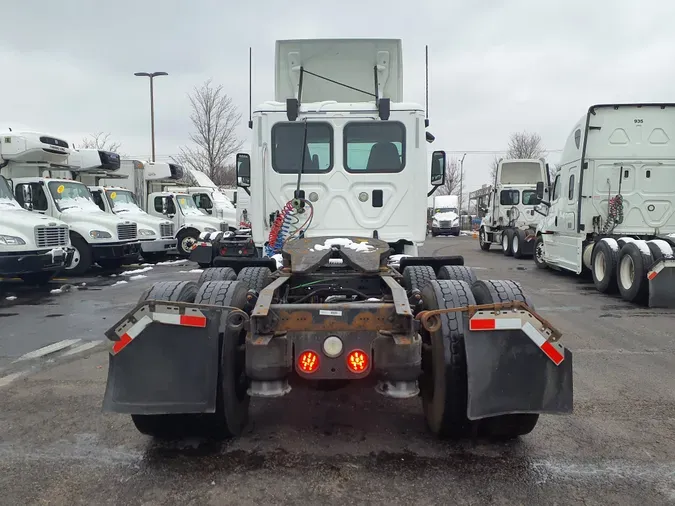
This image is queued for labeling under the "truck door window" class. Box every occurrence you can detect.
[271,122,333,173]
[194,193,213,210]
[552,174,561,201]
[500,190,520,206]
[91,191,105,211]
[568,174,575,200]
[344,121,406,173]
[16,183,49,211]
[154,196,176,215]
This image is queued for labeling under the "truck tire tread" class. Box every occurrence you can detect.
[403,265,436,292]
[470,279,540,439]
[236,267,272,293]
[198,267,237,287]
[438,265,478,285]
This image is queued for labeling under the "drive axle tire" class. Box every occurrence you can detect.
[591,239,619,293]
[470,280,540,439]
[198,267,237,286]
[617,241,652,304]
[512,229,527,259]
[438,265,478,285]
[479,227,490,251]
[403,265,436,292]
[194,280,250,438]
[177,228,199,257]
[131,280,201,439]
[236,267,272,293]
[420,279,476,439]
[502,230,514,257]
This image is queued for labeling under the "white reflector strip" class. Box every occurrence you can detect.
[127,315,153,339]
[152,313,182,325]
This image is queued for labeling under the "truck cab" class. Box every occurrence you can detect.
[430,195,460,236]
[88,185,177,262]
[2,133,140,275]
[0,174,73,285]
[479,158,548,256]
[180,169,237,226]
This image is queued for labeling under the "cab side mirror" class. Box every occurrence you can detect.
[536,181,544,200]
[430,151,446,186]
[236,153,250,188]
[21,185,33,210]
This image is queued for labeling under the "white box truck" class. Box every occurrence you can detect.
[430,195,460,236]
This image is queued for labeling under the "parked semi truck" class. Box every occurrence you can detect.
[534,103,675,307]
[0,174,73,285]
[1,132,140,275]
[103,38,572,442]
[101,160,231,256]
[478,158,549,257]
[430,194,460,236]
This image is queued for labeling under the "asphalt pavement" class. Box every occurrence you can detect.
[1,237,674,505]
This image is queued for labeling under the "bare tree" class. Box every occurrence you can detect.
[436,157,462,196]
[175,79,243,186]
[79,132,122,153]
[489,155,501,184]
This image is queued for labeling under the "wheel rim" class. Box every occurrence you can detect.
[513,234,519,253]
[619,255,635,289]
[65,245,81,270]
[479,230,485,246]
[535,241,544,263]
[181,235,196,253]
[502,234,509,250]
[594,251,606,281]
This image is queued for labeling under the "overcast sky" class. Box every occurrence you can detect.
[1,0,673,195]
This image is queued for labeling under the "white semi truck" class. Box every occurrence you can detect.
[0,174,73,285]
[101,160,230,256]
[1,132,140,275]
[534,103,675,307]
[107,39,573,443]
[478,158,549,258]
[430,194,460,236]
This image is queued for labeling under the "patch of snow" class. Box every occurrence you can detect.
[313,238,374,252]
[633,240,652,256]
[365,298,381,302]
[668,233,675,239]
[0,197,20,209]
[129,274,148,281]
[140,263,153,267]
[109,274,117,278]
[5,296,17,301]
[618,237,635,244]
[46,247,67,264]
[58,196,103,213]
[50,288,63,294]
[80,283,86,287]
[179,269,204,274]
[271,254,284,269]
[120,267,153,276]
[647,240,674,259]
[600,238,620,252]
[156,259,188,265]
[111,280,128,287]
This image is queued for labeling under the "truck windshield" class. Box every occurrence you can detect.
[106,190,141,212]
[175,194,203,215]
[211,191,234,208]
[344,121,405,173]
[48,181,101,213]
[271,122,333,173]
[435,207,458,214]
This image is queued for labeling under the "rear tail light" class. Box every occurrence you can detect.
[347,349,369,373]
[298,350,319,373]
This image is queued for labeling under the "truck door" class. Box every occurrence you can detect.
[540,173,564,260]
[14,182,51,215]
[557,165,583,272]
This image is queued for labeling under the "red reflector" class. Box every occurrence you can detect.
[541,341,565,366]
[347,349,369,373]
[298,350,319,373]
[112,332,132,354]
[469,319,496,330]
[180,315,207,327]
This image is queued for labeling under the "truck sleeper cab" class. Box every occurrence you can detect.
[535,103,675,307]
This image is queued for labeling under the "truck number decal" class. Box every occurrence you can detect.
[634,119,643,124]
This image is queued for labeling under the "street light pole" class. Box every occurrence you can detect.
[134,71,168,162]
[459,153,467,213]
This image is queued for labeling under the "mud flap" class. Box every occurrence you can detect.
[648,259,675,309]
[102,302,238,415]
[464,328,573,420]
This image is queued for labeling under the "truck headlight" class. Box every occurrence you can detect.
[204,227,217,232]
[138,228,156,236]
[432,220,439,227]
[0,234,26,245]
[452,218,459,226]
[89,230,112,239]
